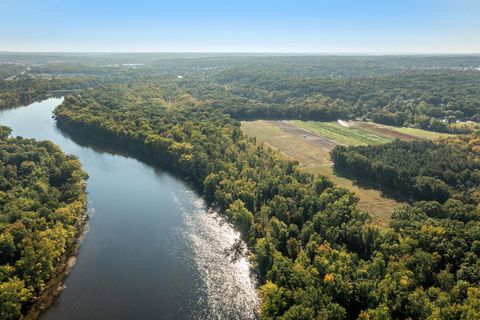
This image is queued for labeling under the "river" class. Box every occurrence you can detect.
[0,98,258,319]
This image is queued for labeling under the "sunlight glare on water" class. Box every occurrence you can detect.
[173,190,259,320]
[0,98,259,320]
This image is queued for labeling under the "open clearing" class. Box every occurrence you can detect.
[241,120,455,225]
[351,121,457,141]
[289,120,456,145]
[289,120,393,146]
[241,120,334,167]
[241,120,408,226]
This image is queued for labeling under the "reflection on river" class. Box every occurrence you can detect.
[0,98,258,319]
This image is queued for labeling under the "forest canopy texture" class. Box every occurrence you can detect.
[0,126,87,320]
[331,139,480,204]
[2,55,480,319]
[53,82,480,320]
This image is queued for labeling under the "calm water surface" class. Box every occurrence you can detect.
[0,98,258,319]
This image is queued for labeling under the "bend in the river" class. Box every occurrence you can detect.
[0,98,258,320]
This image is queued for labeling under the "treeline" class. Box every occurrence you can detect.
[0,75,107,110]
[54,83,480,319]
[0,64,26,80]
[331,140,480,204]
[196,69,480,133]
[0,59,148,109]
[2,55,479,133]
[442,134,480,160]
[0,126,87,319]
[209,90,351,121]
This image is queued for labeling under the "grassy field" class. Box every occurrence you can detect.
[391,126,457,139]
[241,119,456,226]
[289,120,393,145]
[241,120,403,226]
[352,121,457,141]
[290,120,456,145]
[241,120,333,167]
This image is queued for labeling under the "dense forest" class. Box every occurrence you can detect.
[0,126,87,319]
[2,54,480,319]
[2,54,480,133]
[0,75,116,110]
[331,139,480,204]
[184,69,480,133]
[52,82,480,319]
[0,56,146,109]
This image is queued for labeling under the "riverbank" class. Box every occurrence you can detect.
[0,117,89,320]
[2,97,259,319]
[24,213,89,320]
[54,101,263,318]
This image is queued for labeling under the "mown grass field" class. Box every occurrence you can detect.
[241,120,404,226]
[352,121,457,141]
[241,119,457,226]
[241,120,333,167]
[390,126,457,139]
[289,120,393,145]
[290,120,456,145]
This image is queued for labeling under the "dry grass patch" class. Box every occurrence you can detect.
[351,121,457,141]
[241,120,404,227]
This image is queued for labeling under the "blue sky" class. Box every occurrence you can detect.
[1,0,479,53]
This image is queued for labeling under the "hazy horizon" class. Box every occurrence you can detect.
[2,51,480,55]
[1,0,480,54]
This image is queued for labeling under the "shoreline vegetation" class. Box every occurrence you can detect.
[24,214,88,320]
[2,55,480,319]
[53,83,480,319]
[0,77,96,111]
[0,126,88,320]
[52,88,370,317]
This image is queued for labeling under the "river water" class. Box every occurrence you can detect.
[0,98,258,319]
